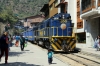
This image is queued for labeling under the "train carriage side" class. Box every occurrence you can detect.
[34,19,51,47]
[33,26,38,44]
[23,31,27,38]
[23,29,30,41]
[34,22,45,46]
[27,28,34,42]
[24,30,28,38]
[42,19,50,48]
[21,32,24,38]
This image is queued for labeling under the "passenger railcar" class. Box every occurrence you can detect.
[22,31,27,37]
[27,28,34,42]
[22,28,34,42]
[34,13,76,52]
[33,26,38,44]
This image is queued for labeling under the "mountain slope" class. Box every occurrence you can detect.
[0,0,48,18]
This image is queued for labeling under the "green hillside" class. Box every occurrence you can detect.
[0,0,48,19]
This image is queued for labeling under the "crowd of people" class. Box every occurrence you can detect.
[1,32,100,64]
[0,31,54,65]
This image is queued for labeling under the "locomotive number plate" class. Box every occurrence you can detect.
[61,19,67,23]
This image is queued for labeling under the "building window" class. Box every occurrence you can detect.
[77,22,83,29]
[54,0,58,7]
[98,0,100,6]
[77,1,80,8]
[81,0,92,10]
[77,12,80,17]
[60,0,64,2]
[50,3,53,11]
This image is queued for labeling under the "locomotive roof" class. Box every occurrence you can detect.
[51,13,71,18]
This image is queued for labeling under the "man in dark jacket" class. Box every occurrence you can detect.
[19,35,25,51]
[0,32,9,64]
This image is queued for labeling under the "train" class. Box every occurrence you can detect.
[22,13,76,52]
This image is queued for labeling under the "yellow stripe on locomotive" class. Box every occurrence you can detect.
[50,36,76,52]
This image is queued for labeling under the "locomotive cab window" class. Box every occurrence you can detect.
[61,4,65,13]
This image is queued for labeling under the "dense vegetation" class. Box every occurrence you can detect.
[0,0,48,24]
[0,0,48,35]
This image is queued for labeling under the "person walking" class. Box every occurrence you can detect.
[19,35,25,51]
[0,32,9,64]
[47,49,53,64]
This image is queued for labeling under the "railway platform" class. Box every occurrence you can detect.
[0,40,69,66]
[77,46,100,58]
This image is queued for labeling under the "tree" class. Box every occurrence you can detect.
[0,8,18,28]
[5,23,10,31]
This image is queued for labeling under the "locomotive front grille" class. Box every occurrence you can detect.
[50,37,76,52]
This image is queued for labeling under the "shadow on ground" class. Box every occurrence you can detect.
[0,62,41,66]
[8,52,25,56]
[53,48,81,54]
[8,50,33,57]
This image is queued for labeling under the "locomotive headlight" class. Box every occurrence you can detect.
[62,15,64,19]
[56,17,58,19]
[54,17,58,20]
[54,18,56,20]
[62,16,64,19]
[60,23,66,30]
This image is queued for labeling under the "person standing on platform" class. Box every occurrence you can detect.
[0,32,9,64]
[47,49,53,64]
[15,35,20,47]
[19,35,25,51]
[94,35,100,51]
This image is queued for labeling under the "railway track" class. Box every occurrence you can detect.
[79,51,100,59]
[55,53,100,66]
[32,43,100,66]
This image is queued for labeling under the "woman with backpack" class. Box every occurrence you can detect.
[0,32,9,64]
[19,35,25,51]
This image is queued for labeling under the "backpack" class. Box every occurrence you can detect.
[0,35,6,48]
[0,35,5,43]
[20,37,25,44]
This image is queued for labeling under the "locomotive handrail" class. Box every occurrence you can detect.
[35,26,76,38]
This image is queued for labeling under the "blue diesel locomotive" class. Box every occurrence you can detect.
[23,13,76,52]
